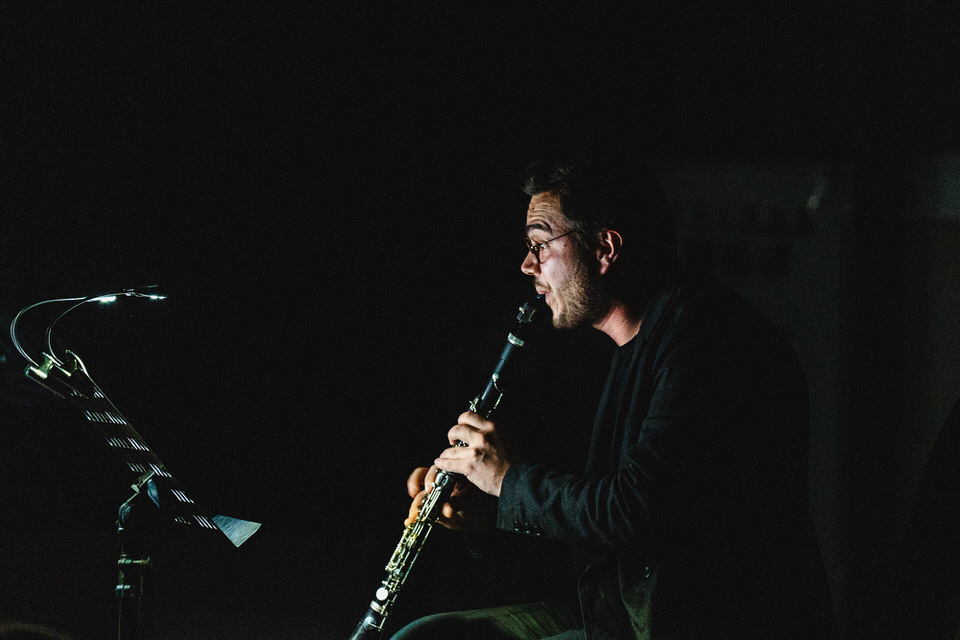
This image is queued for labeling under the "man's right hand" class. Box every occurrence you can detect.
[405,465,497,531]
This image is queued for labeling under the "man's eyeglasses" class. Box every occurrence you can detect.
[524,229,577,264]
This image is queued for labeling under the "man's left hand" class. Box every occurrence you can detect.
[434,411,514,497]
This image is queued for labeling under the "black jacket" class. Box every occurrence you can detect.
[497,276,836,639]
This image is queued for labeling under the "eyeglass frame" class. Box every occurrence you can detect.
[524,228,579,264]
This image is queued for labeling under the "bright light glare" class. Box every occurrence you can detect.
[92,296,118,304]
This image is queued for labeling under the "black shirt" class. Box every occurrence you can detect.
[498,274,835,639]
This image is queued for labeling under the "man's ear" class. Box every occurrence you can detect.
[595,229,623,275]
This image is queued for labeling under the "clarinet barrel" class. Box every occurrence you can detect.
[345,295,546,640]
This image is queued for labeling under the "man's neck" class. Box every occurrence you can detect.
[593,298,644,346]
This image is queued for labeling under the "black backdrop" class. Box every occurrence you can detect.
[2,4,958,639]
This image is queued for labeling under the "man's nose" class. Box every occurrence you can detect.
[520,251,539,275]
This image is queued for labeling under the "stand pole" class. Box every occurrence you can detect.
[116,478,153,640]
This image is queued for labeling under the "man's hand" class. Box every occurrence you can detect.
[433,411,515,497]
[405,465,494,531]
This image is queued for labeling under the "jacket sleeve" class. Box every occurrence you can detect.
[496,311,736,547]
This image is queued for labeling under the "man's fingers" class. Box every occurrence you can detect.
[404,465,447,525]
[403,490,427,527]
[406,467,429,498]
[405,495,464,530]
[440,501,472,531]
[442,501,457,520]
[407,465,443,498]
[457,411,490,429]
[447,423,475,446]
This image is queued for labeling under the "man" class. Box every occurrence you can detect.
[395,157,836,639]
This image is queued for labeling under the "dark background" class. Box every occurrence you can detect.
[2,4,959,639]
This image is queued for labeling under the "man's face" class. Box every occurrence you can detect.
[521,192,608,329]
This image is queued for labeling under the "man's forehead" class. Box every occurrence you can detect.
[525,192,566,233]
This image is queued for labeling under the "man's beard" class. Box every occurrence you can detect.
[547,256,610,330]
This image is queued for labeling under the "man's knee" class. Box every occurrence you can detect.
[390,611,503,640]
[389,602,580,640]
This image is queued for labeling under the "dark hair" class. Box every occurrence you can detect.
[522,155,679,277]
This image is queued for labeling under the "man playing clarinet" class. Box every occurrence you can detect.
[395,156,837,640]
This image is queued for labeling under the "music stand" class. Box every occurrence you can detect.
[12,293,260,640]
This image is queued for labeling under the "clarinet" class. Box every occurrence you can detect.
[347,295,546,640]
